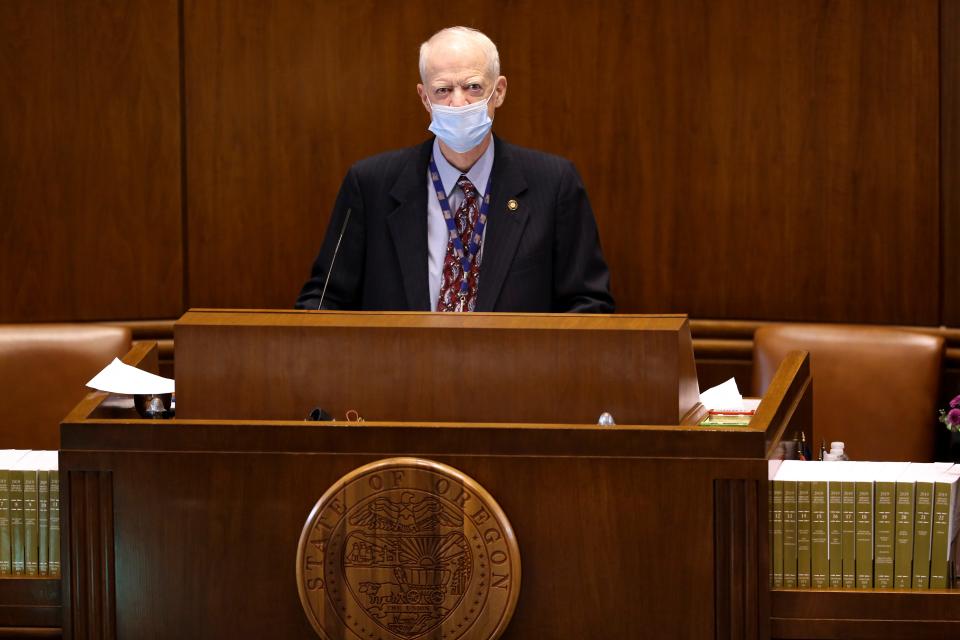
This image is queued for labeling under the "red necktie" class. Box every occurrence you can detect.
[437,175,481,312]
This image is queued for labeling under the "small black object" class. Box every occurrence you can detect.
[306,407,334,421]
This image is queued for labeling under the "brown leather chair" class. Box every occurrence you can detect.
[753,324,944,462]
[0,324,131,450]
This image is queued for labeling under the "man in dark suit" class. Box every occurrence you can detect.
[296,26,613,313]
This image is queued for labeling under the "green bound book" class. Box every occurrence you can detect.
[9,452,27,575]
[0,449,16,575]
[841,468,857,589]
[782,475,798,588]
[810,471,829,589]
[894,465,918,589]
[797,475,812,588]
[768,461,777,588]
[827,465,843,588]
[912,463,954,589]
[875,463,910,589]
[855,462,875,589]
[47,453,60,577]
[949,467,960,590]
[772,476,784,588]
[22,455,39,576]
[37,467,49,576]
[930,465,959,589]
[947,465,960,589]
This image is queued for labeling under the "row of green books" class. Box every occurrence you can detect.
[0,450,59,577]
[770,460,960,589]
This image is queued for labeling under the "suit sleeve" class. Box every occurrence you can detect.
[294,167,366,310]
[552,161,615,313]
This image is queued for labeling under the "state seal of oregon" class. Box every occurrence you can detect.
[297,458,521,640]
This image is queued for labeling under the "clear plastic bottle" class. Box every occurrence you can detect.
[823,441,850,461]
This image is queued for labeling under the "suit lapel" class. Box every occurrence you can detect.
[475,138,529,311]
[386,140,433,311]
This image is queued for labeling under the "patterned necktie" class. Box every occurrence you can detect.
[437,175,482,312]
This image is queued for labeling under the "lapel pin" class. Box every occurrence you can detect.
[507,199,519,211]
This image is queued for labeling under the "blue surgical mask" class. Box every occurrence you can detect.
[427,91,495,153]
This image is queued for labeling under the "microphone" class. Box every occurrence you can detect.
[317,207,352,310]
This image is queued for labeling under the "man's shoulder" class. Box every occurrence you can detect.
[496,138,575,176]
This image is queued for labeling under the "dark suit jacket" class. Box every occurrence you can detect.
[295,136,614,313]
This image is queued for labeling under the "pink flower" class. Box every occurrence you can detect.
[949,408,960,427]
[950,395,960,409]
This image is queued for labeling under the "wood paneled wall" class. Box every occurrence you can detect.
[0,0,953,327]
[0,0,182,322]
[944,0,960,326]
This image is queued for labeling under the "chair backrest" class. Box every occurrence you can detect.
[0,324,131,449]
[752,324,944,462]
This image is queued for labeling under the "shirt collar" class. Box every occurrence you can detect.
[431,136,495,196]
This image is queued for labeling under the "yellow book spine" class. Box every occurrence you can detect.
[841,480,856,589]
[894,481,915,589]
[797,480,812,588]
[874,480,897,588]
[810,480,828,588]
[0,469,9,575]
[782,480,798,588]
[22,469,38,576]
[912,480,934,588]
[772,480,784,588]
[828,480,842,587]
[855,480,874,589]
[38,469,49,576]
[10,470,24,575]
[48,469,60,577]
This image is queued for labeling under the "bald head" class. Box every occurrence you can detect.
[419,27,500,84]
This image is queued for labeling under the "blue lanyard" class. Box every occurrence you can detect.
[428,156,491,300]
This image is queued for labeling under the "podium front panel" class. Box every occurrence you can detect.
[174,310,701,426]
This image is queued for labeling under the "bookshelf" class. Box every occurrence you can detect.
[771,588,960,639]
[767,459,960,638]
[0,576,61,632]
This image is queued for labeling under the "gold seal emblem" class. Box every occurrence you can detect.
[506,199,519,211]
[297,458,521,640]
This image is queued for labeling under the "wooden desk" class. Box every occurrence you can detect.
[56,312,809,639]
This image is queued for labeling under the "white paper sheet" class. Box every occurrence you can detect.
[699,377,745,411]
[86,358,175,395]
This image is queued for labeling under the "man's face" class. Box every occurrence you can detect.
[417,38,506,120]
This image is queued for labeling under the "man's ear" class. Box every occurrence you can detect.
[416,84,432,114]
[494,76,507,107]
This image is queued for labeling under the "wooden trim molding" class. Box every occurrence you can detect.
[0,578,61,630]
[689,321,960,368]
[97,318,960,368]
[62,471,115,640]
[771,589,960,639]
[715,479,766,640]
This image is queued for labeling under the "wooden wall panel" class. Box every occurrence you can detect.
[499,0,941,324]
[944,0,960,326]
[0,1,182,322]
[0,1,946,325]
[185,1,940,325]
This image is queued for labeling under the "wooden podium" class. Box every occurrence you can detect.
[58,310,810,639]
